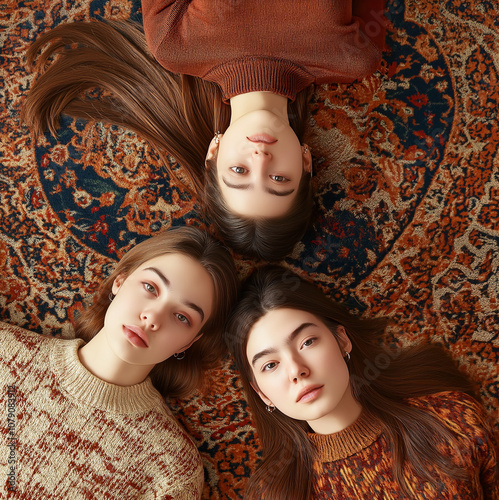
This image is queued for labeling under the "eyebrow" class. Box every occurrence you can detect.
[143,267,205,321]
[250,322,316,367]
[222,177,295,197]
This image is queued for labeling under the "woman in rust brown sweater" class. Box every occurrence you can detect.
[23,1,385,260]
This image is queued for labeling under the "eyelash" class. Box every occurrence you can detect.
[143,282,157,295]
[262,361,277,372]
[231,166,247,174]
[175,313,191,326]
[302,337,316,348]
[270,175,289,182]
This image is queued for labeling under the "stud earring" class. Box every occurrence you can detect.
[214,131,221,144]
[302,144,313,176]
[265,404,276,413]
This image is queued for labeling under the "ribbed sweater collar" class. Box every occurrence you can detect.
[204,56,315,102]
[308,411,383,462]
[49,338,165,416]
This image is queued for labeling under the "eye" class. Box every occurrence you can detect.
[270,175,289,182]
[143,282,157,295]
[302,337,316,348]
[175,313,191,326]
[262,361,277,372]
[230,166,248,174]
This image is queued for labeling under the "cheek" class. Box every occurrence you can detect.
[278,137,303,167]
[312,347,347,378]
[254,372,288,404]
[103,300,120,325]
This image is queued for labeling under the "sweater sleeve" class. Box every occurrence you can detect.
[429,392,499,499]
[470,401,499,500]
[352,0,386,52]
[153,465,203,500]
[141,0,190,57]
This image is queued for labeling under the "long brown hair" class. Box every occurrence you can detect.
[22,20,313,260]
[225,265,476,499]
[75,225,239,398]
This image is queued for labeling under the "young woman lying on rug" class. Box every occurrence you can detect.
[225,266,499,500]
[0,226,238,499]
[22,0,385,261]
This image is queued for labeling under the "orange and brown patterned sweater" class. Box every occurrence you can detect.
[309,391,499,499]
[0,323,204,499]
[142,0,385,102]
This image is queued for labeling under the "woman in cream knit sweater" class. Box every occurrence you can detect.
[1,226,238,499]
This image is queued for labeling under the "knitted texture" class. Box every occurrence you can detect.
[141,0,385,101]
[0,323,204,499]
[309,392,499,499]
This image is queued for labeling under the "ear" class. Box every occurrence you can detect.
[335,325,352,354]
[302,143,312,173]
[177,333,203,353]
[250,381,273,407]
[111,273,126,295]
[205,134,223,167]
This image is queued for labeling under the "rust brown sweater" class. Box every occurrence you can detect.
[141,0,385,102]
[309,392,499,499]
[0,323,204,499]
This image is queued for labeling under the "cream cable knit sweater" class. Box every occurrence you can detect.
[0,322,203,499]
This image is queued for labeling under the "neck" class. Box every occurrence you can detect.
[78,331,154,387]
[308,385,363,435]
[229,91,289,123]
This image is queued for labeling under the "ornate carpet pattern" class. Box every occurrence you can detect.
[1,0,498,497]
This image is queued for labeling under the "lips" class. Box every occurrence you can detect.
[247,134,278,144]
[123,325,149,348]
[296,385,323,403]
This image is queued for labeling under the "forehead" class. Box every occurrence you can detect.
[135,252,201,272]
[246,308,320,356]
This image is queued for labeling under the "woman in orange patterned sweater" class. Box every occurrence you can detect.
[226,265,498,499]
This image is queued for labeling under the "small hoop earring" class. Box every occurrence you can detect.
[214,131,221,144]
[265,404,276,413]
[174,351,186,360]
[344,351,351,363]
[108,292,114,302]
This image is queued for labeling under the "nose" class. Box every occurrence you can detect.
[251,148,272,165]
[140,310,159,331]
[288,357,309,383]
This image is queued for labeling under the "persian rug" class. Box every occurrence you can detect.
[1,0,498,497]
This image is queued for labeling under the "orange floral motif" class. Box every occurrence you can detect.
[50,145,69,165]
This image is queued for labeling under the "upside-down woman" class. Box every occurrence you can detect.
[23,0,385,260]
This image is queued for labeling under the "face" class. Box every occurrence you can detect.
[211,110,311,218]
[246,308,360,434]
[102,253,214,369]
